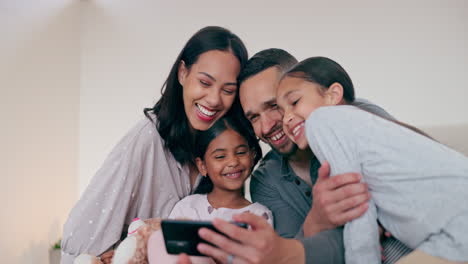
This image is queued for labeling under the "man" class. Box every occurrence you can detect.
[240,49,372,240]
[179,49,411,264]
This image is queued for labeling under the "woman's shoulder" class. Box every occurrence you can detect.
[120,114,163,147]
[132,113,159,134]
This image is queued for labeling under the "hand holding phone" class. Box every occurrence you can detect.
[161,219,248,256]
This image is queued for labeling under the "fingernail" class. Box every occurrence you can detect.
[197,244,207,251]
[198,228,207,236]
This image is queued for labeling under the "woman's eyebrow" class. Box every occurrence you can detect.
[199,72,216,81]
[199,72,237,86]
[210,148,226,155]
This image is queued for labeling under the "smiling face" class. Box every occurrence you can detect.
[277,76,330,150]
[240,67,297,156]
[179,50,241,131]
[196,128,254,193]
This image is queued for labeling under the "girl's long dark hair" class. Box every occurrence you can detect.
[284,56,432,139]
[144,26,248,165]
[193,114,262,194]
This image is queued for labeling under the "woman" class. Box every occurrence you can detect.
[276,56,468,264]
[61,26,248,264]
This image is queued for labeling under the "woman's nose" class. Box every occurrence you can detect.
[204,88,222,108]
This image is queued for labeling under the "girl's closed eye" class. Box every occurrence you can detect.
[292,98,300,106]
[236,146,249,155]
[214,154,225,159]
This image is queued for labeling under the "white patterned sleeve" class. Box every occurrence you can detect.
[60,119,162,263]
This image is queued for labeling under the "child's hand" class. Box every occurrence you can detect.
[100,250,114,264]
[378,221,392,241]
[378,221,393,261]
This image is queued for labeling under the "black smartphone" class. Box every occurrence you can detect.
[161,219,248,256]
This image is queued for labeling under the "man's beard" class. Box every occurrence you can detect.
[271,141,298,158]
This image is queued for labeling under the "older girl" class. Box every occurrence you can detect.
[277,57,468,264]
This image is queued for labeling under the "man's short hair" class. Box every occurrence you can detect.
[238,48,298,84]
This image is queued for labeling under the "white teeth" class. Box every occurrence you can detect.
[293,123,304,137]
[196,104,216,116]
[225,171,241,178]
[270,131,285,141]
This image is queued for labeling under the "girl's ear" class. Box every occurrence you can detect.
[178,60,188,86]
[195,157,207,176]
[325,82,344,105]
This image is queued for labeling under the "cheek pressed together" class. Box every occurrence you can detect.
[276,76,330,150]
[239,67,296,156]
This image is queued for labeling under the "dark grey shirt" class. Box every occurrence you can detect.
[250,98,411,264]
[251,151,347,263]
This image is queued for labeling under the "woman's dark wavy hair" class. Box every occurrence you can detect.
[284,56,432,139]
[193,114,262,194]
[144,26,248,165]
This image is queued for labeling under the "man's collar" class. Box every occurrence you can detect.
[280,152,321,183]
[280,154,296,180]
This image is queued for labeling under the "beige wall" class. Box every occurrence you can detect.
[0,1,80,263]
[424,124,468,156]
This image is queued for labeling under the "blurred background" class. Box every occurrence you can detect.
[1,0,467,263]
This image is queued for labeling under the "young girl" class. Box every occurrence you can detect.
[276,57,468,264]
[146,115,273,263]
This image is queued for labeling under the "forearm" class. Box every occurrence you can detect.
[279,238,306,264]
[298,227,345,264]
[302,210,326,237]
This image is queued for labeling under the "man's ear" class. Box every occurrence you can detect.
[325,82,344,105]
[178,60,188,85]
[195,157,207,176]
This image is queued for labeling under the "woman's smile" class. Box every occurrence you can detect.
[195,103,219,122]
